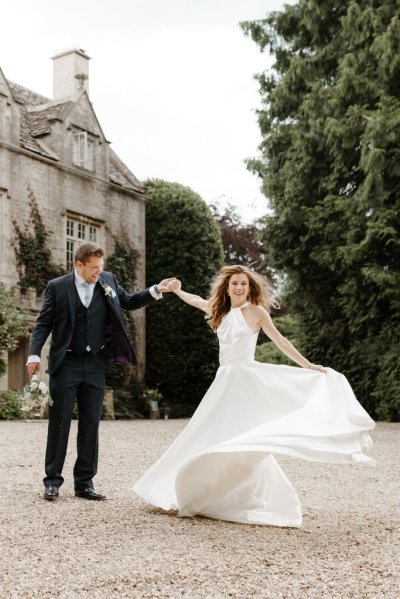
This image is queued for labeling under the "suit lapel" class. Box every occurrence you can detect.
[98,275,116,306]
[99,274,124,326]
[66,270,77,325]
[98,273,134,364]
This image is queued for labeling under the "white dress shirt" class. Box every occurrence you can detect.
[75,270,95,307]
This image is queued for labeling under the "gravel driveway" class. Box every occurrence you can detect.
[0,420,399,598]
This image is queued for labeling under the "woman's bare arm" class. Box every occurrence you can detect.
[169,280,209,313]
[256,306,326,372]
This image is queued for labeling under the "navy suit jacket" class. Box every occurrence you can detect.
[29,270,154,375]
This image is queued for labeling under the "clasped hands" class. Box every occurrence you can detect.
[157,278,181,292]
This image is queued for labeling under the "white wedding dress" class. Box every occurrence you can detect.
[133,304,375,527]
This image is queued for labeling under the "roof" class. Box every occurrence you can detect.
[8,81,58,159]
[7,80,144,194]
[109,148,144,193]
[8,81,50,106]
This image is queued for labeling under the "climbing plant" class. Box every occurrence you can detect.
[12,187,64,294]
[105,233,148,418]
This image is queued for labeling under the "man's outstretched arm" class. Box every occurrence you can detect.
[115,276,178,310]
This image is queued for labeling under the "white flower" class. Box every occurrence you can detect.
[19,375,53,418]
[101,283,114,298]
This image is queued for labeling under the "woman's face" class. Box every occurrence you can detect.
[228,273,250,306]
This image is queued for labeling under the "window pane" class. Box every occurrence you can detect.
[66,219,74,236]
[86,141,94,170]
[79,134,85,161]
[66,240,74,269]
[66,217,100,266]
[73,135,79,164]
[72,131,94,170]
[73,132,84,165]
[73,131,87,167]
[78,223,86,239]
[89,226,97,242]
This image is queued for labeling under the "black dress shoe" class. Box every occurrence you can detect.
[75,488,106,501]
[44,485,59,500]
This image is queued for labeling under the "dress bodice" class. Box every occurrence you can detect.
[217,304,258,366]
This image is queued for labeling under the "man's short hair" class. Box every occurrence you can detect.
[74,243,105,264]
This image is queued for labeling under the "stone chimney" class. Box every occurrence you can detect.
[51,49,91,101]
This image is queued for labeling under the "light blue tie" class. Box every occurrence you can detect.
[82,282,92,308]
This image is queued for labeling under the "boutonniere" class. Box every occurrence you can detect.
[101,282,116,299]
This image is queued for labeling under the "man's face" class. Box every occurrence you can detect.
[76,256,104,283]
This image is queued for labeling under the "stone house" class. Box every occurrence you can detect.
[0,49,146,391]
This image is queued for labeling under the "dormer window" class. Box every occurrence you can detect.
[73,131,94,170]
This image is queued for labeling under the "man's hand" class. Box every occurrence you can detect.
[168,279,182,292]
[27,362,40,379]
[158,278,178,293]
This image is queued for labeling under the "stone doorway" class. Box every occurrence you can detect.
[8,338,29,390]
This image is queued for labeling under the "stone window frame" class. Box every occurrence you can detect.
[0,93,11,140]
[72,130,95,171]
[0,188,8,266]
[65,212,104,269]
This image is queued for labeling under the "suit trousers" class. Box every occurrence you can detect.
[44,351,105,490]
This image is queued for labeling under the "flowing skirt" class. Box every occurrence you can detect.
[133,363,374,527]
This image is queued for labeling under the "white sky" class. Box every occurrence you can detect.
[1,0,291,223]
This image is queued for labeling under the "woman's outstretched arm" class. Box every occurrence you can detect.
[256,305,326,373]
[169,280,209,313]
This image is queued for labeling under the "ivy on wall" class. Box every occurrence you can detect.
[105,233,140,343]
[105,233,148,418]
[11,192,146,417]
[12,187,64,294]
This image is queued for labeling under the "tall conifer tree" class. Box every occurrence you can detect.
[242,1,400,418]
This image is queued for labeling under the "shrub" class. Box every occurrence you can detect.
[145,179,224,416]
[0,391,26,420]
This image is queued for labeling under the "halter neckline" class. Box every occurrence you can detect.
[231,300,251,311]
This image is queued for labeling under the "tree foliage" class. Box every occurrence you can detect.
[0,284,29,377]
[145,179,224,416]
[242,1,400,419]
[255,314,299,366]
[211,203,266,267]
[13,187,64,294]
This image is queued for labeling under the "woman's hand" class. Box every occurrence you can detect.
[307,363,327,373]
[158,278,178,292]
[168,279,182,292]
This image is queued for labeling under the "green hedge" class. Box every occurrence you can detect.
[0,391,25,420]
[145,179,224,416]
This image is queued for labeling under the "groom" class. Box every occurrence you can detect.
[27,242,175,501]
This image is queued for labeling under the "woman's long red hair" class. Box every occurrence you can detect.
[207,265,279,329]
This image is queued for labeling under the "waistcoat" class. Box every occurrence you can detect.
[68,284,107,355]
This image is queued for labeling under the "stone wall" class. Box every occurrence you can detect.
[0,129,146,387]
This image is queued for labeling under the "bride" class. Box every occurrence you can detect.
[133,265,375,527]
